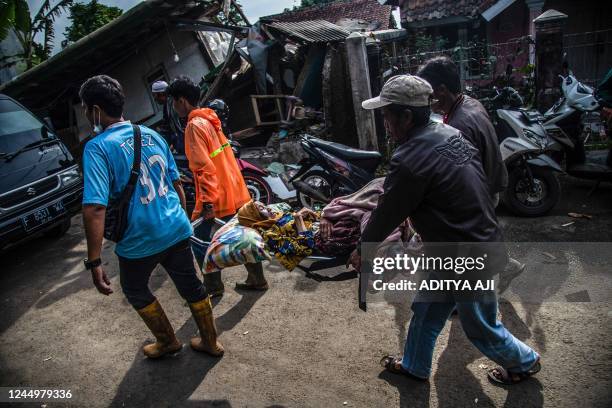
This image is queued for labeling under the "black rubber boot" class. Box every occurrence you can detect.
[203,271,225,298]
[235,262,269,291]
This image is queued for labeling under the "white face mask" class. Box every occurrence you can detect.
[92,107,103,134]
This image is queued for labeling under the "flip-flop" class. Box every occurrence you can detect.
[488,358,541,385]
[380,355,428,381]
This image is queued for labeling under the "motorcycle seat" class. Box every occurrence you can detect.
[309,138,382,161]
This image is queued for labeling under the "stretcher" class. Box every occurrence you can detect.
[189,217,349,274]
[188,217,366,310]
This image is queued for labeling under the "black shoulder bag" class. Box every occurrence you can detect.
[104,125,142,242]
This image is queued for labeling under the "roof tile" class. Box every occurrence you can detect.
[399,0,496,23]
[263,0,393,30]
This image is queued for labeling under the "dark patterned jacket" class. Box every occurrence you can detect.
[446,95,508,196]
[361,121,502,245]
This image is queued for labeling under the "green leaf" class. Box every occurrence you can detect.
[14,0,30,32]
[0,0,16,40]
[64,0,122,44]
[42,19,54,59]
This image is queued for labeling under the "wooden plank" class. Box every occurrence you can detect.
[251,96,262,125]
[345,32,378,151]
[321,46,334,134]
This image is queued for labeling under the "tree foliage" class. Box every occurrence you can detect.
[63,0,122,46]
[0,0,73,70]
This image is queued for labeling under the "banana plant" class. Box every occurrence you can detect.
[0,0,73,70]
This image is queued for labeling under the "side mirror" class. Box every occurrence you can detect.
[43,116,55,132]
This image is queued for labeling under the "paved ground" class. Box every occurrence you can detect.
[1,175,611,407]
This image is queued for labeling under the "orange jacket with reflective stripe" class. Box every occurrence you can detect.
[184,108,250,219]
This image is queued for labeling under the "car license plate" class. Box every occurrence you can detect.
[21,201,66,232]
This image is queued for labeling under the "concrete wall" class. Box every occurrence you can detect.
[74,29,210,141]
[486,0,530,80]
[545,0,612,85]
[110,29,210,123]
[0,31,22,85]
[487,0,529,45]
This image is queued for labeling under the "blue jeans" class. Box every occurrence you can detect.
[401,297,539,379]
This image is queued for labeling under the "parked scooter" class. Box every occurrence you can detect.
[290,135,382,209]
[175,100,296,212]
[496,97,563,216]
[542,71,612,184]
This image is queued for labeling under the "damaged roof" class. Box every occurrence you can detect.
[267,20,350,43]
[262,0,393,31]
[394,0,497,24]
[0,0,241,109]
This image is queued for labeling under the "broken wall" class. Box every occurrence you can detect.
[322,43,358,147]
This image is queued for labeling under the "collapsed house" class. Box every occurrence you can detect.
[0,0,248,154]
[1,0,413,159]
[202,0,406,153]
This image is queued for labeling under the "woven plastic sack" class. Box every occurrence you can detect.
[203,216,270,273]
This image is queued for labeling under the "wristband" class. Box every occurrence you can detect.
[84,258,102,270]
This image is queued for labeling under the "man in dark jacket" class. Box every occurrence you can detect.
[349,75,540,385]
[418,57,524,281]
[418,56,507,206]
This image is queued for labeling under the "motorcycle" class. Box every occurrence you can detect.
[290,135,382,209]
[496,89,563,216]
[542,71,612,184]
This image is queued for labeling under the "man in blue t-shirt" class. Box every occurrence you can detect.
[80,75,223,359]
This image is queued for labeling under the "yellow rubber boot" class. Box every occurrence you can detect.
[136,300,182,358]
[188,296,224,356]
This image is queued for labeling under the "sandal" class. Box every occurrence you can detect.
[488,358,541,385]
[380,355,428,381]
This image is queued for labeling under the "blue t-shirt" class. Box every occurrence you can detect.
[82,122,193,259]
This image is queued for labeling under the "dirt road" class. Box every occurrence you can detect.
[1,176,611,407]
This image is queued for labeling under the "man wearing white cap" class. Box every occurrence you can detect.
[350,75,541,385]
[151,80,183,153]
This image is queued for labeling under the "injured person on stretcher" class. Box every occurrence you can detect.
[197,178,421,297]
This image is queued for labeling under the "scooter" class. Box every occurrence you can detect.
[290,135,382,209]
[496,95,563,217]
[542,71,612,185]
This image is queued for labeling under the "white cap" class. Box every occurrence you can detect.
[362,75,433,109]
[151,80,168,93]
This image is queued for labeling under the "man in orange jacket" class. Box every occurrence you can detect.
[168,76,268,296]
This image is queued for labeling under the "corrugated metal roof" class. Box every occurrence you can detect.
[267,20,350,43]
